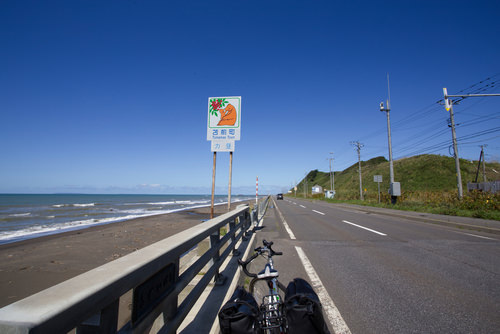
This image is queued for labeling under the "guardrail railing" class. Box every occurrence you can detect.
[0,202,259,334]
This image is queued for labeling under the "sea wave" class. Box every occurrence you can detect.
[146,201,176,205]
[0,196,252,245]
[9,213,31,217]
[52,203,95,208]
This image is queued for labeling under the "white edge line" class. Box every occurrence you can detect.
[274,199,296,240]
[456,231,497,240]
[312,209,325,215]
[295,246,351,334]
[342,220,387,236]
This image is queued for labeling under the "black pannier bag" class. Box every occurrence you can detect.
[218,286,260,334]
[284,278,330,334]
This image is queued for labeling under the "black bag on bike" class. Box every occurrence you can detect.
[284,278,330,334]
[218,286,260,334]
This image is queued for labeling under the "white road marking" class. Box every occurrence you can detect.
[342,220,387,236]
[274,201,296,240]
[456,232,497,240]
[292,202,297,205]
[295,246,351,334]
[300,204,306,208]
[312,209,325,215]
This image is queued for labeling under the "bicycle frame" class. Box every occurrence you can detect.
[239,240,287,333]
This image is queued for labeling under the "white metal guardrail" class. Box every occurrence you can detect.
[0,199,269,334]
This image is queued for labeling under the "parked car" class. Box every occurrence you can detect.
[277,193,283,200]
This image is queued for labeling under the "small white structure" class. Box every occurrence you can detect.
[311,185,323,194]
[325,190,335,199]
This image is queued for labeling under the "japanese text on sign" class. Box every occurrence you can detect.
[211,140,235,152]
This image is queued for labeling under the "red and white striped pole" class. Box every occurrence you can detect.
[256,176,258,205]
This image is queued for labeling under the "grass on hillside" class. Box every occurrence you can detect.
[292,154,500,221]
[291,191,500,221]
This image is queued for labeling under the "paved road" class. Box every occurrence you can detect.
[257,197,500,334]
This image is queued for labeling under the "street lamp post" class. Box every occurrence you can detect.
[380,75,400,204]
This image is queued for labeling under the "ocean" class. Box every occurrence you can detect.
[0,194,252,245]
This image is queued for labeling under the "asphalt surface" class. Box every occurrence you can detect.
[257,197,500,334]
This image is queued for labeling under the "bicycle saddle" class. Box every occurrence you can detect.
[257,265,279,279]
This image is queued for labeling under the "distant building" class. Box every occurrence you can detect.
[325,190,335,199]
[312,185,323,194]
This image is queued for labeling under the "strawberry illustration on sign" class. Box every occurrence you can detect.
[209,98,227,117]
[207,96,241,141]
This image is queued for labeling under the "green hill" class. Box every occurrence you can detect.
[294,154,500,200]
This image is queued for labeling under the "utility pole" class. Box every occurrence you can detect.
[305,178,308,198]
[380,74,400,204]
[442,88,500,199]
[328,152,334,191]
[443,88,464,199]
[481,145,487,182]
[351,141,364,200]
[303,175,306,198]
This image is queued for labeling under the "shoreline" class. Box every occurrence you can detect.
[0,199,250,246]
[0,200,251,308]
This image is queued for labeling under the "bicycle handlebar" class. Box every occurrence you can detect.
[238,240,282,278]
[238,253,259,278]
[263,240,283,256]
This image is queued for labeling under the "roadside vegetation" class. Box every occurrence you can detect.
[290,154,500,221]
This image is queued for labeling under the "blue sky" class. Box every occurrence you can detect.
[1,0,499,195]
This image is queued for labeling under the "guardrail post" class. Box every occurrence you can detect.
[229,218,241,256]
[210,229,226,286]
[163,258,180,331]
[251,209,258,227]
[243,211,252,239]
[76,299,119,334]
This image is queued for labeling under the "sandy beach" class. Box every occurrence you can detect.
[0,201,250,309]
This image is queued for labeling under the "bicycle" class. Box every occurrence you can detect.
[238,240,288,333]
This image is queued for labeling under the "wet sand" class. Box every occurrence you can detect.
[0,202,249,308]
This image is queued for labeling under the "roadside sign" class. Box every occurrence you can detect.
[374,175,382,203]
[211,140,235,152]
[207,96,241,141]
[207,96,241,217]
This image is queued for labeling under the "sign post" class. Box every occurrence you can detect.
[228,151,233,211]
[374,175,382,203]
[207,97,241,216]
[256,176,258,205]
[211,152,216,218]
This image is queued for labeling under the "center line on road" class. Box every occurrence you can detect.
[295,246,351,334]
[312,209,325,215]
[299,204,306,208]
[342,220,387,236]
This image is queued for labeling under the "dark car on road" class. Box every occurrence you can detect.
[277,193,283,200]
